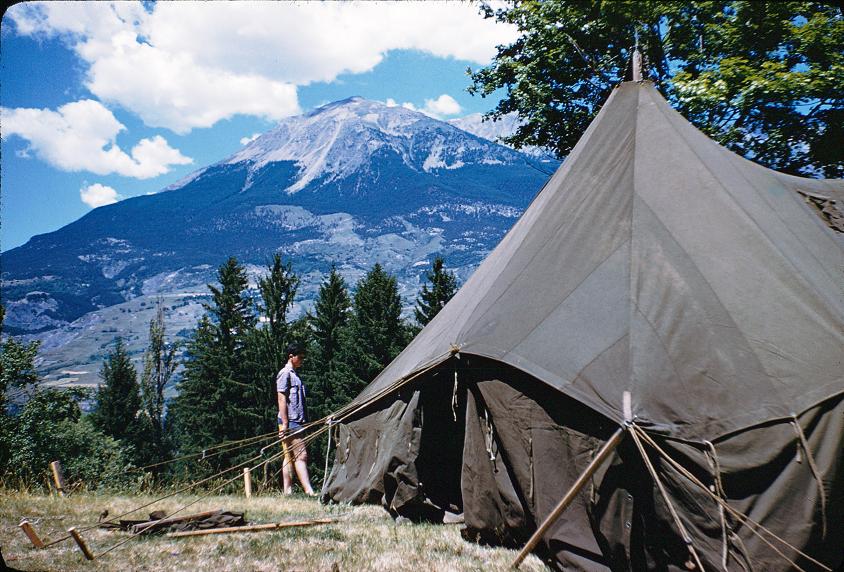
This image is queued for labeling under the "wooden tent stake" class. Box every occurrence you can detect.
[166,518,334,538]
[50,461,65,496]
[68,527,94,560]
[19,520,45,549]
[243,467,252,498]
[512,426,626,568]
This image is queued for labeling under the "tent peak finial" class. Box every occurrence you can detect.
[632,48,643,82]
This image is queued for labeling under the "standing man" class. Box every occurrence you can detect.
[276,342,316,496]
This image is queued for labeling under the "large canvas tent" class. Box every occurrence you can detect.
[322,80,844,571]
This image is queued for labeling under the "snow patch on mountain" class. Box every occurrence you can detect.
[422,138,465,171]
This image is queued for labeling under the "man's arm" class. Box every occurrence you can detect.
[276,368,291,431]
[278,391,289,429]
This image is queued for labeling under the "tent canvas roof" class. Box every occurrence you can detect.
[359,81,844,440]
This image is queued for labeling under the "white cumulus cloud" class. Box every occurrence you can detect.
[0,100,192,178]
[6,2,516,133]
[240,133,261,146]
[80,183,122,208]
[385,94,462,119]
[422,94,462,118]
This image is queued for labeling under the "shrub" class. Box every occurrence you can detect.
[4,389,135,491]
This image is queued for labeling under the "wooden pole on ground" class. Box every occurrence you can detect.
[512,426,626,569]
[68,527,95,561]
[166,518,335,538]
[131,508,223,534]
[18,520,45,549]
[243,467,252,498]
[49,461,65,496]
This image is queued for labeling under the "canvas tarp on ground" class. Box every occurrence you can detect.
[322,81,844,571]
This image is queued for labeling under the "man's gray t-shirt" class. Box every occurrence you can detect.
[276,363,307,423]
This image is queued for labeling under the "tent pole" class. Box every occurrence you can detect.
[512,425,626,568]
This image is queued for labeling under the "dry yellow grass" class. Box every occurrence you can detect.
[1,491,548,571]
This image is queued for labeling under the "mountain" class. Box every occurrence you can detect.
[448,112,558,161]
[2,97,556,387]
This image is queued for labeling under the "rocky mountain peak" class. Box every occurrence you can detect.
[219,96,527,193]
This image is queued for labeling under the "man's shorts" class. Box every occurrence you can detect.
[277,418,304,434]
[278,418,305,464]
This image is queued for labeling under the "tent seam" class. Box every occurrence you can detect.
[511,331,630,395]
[638,91,802,406]
[629,301,688,396]
[504,239,630,357]
[628,82,641,409]
[729,158,842,296]
[633,196,775,383]
[459,87,638,345]
[632,195,787,417]
[648,87,844,324]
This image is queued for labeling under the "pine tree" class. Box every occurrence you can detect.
[250,254,300,426]
[208,257,255,361]
[169,316,219,457]
[257,254,299,351]
[169,257,259,470]
[414,256,458,327]
[92,338,142,444]
[309,267,352,414]
[346,263,409,394]
[139,301,178,466]
[311,267,351,371]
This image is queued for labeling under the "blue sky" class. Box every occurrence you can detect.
[1,1,517,252]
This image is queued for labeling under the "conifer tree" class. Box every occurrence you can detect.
[169,316,218,455]
[169,257,258,469]
[309,267,352,413]
[139,301,178,465]
[92,338,142,444]
[414,256,458,327]
[257,254,300,350]
[251,254,300,425]
[346,263,409,394]
[311,267,351,371]
[1,306,133,485]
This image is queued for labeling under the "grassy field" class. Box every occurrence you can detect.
[0,491,547,571]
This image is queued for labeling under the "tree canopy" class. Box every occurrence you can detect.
[169,257,261,470]
[347,264,410,393]
[92,338,141,444]
[139,301,178,466]
[470,1,843,177]
[414,256,458,327]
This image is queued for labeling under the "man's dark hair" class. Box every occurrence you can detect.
[286,342,305,357]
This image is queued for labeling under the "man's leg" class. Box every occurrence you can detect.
[280,423,294,495]
[288,436,315,495]
[282,453,294,494]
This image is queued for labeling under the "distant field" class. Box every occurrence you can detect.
[0,492,546,571]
